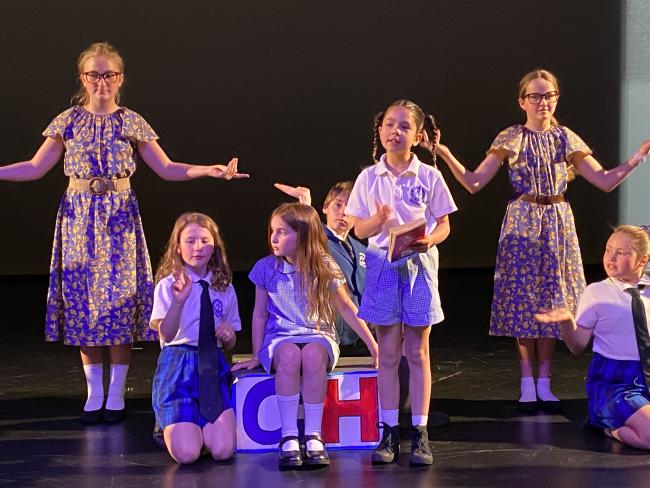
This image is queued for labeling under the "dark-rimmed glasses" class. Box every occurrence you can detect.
[522,91,559,104]
[82,71,122,84]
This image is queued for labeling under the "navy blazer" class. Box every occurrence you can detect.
[323,224,367,345]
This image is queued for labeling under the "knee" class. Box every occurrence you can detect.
[404,345,428,367]
[210,439,236,460]
[379,348,401,370]
[301,346,327,374]
[275,346,302,374]
[168,442,201,465]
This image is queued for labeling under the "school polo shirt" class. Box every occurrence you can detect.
[346,154,457,249]
[151,267,241,348]
[575,276,650,360]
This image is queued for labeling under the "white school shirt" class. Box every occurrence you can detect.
[150,267,242,348]
[345,154,458,249]
[575,276,650,360]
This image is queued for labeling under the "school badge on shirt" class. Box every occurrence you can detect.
[358,252,366,268]
[408,185,426,205]
[212,298,223,319]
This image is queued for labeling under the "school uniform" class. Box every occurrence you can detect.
[249,254,345,373]
[151,268,241,428]
[323,224,366,345]
[346,154,457,326]
[576,276,650,430]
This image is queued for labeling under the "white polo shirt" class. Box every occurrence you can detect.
[346,154,457,249]
[575,276,650,360]
[151,267,241,348]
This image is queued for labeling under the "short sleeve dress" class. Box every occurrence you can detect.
[43,106,158,346]
[488,124,591,338]
[248,254,345,373]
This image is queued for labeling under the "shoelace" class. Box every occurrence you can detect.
[412,429,429,453]
[376,422,395,451]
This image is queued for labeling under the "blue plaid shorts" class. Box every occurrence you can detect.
[586,352,650,430]
[152,344,233,429]
[358,246,443,326]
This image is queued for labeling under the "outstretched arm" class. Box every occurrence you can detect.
[332,286,378,367]
[137,140,249,181]
[534,308,593,355]
[232,286,268,371]
[572,139,650,192]
[0,137,64,182]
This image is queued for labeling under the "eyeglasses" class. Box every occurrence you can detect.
[82,71,122,84]
[522,91,559,104]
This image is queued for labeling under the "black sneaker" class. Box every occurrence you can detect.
[371,422,400,464]
[410,425,433,466]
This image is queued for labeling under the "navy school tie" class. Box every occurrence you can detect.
[624,285,650,390]
[198,280,223,422]
[341,239,355,261]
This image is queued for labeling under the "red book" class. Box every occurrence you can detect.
[387,218,427,263]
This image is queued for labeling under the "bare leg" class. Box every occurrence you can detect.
[516,338,535,377]
[376,324,403,413]
[273,343,302,396]
[301,343,328,404]
[610,405,650,450]
[164,422,203,464]
[203,408,237,460]
[108,344,132,365]
[402,325,431,417]
[80,346,104,365]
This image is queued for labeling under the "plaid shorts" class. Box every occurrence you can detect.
[586,352,650,430]
[358,246,443,326]
[152,344,233,429]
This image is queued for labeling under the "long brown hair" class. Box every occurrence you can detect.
[269,203,342,329]
[71,42,125,106]
[517,69,560,127]
[155,212,232,291]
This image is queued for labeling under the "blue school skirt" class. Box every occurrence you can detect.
[585,352,650,430]
[152,344,233,429]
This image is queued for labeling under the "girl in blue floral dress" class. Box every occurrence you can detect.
[432,69,650,414]
[0,42,248,423]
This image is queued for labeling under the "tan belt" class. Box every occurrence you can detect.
[513,193,566,205]
[68,177,131,195]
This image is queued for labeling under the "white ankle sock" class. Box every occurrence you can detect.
[304,402,325,450]
[519,376,536,402]
[412,415,428,427]
[380,409,399,427]
[536,377,559,401]
[105,364,129,410]
[83,363,104,411]
[276,393,300,451]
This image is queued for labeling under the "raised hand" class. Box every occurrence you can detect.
[374,201,392,225]
[171,268,192,303]
[206,157,250,180]
[274,182,312,205]
[418,127,440,154]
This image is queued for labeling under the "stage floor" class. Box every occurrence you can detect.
[1,272,649,487]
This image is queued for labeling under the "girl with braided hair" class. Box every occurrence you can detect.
[346,99,457,466]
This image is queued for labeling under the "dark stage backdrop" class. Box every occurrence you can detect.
[0,0,622,274]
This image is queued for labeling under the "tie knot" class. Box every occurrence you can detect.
[199,280,209,290]
[625,287,641,298]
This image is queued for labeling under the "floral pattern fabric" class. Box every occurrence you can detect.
[488,125,591,338]
[43,106,159,346]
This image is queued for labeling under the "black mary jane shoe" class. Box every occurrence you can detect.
[302,434,330,467]
[103,407,126,424]
[278,435,302,469]
[80,408,103,424]
[538,398,563,415]
[517,400,538,415]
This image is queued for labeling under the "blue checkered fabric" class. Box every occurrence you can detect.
[358,246,443,326]
[152,344,233,429]
[586,352,650,430]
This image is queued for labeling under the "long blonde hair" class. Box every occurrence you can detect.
[155,212,232,291]
[517,69,560,127]
[71,42,125,106]
[269,203,342,329]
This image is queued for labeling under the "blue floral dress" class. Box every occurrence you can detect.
[488,125,591,339]
[43,106,158,346]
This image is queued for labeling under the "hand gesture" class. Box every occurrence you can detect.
[206,157,250,180]
[171,268,192,304]
[215,322,236,343]
[418,127,440,154]
[274,182,312,205]
[368,339,379,369]
[374,201,392,225]
[630,139,650,167]
[534,308,573,323]
[231,356,261,371]
[408,236,431,254]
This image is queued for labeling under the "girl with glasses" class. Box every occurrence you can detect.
[0,42,248,425]
[430,69,650,415]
